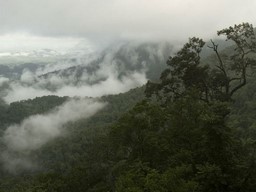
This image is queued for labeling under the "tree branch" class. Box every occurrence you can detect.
[208,40,228,78]
[208,40,230,95]
[230,70,246,96]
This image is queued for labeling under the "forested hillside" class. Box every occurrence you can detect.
[0,22,256,192]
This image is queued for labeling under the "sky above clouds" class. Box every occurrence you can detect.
[0,0,255,50]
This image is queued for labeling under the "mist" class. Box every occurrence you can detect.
[1,41,173,103]
[1,98,106,173]
[4,72,147,103]
[0,76,9,86]
[0,41,168,174]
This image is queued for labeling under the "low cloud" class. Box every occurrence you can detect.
[1,98,106,173]
[4,72,146,103]
[0,76,9,86]
[1,42,170,103]
[0,42,171,173]
[20,69,36,84]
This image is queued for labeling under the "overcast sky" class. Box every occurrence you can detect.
[0,0,255,51]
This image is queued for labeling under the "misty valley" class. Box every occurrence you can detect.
[0,23,256,192]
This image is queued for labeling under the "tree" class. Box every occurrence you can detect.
[146,22,256,102]
[145,37,209,102]
[143,22,256,191]
[209,22,256,99]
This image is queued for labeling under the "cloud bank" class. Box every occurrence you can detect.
[1,98,106,172]
[0,76,9,86]
[4,71,146,103]
[1,41,172,103]
[0,0,255,42]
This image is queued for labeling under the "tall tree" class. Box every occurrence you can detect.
[146,22,256,102]
[209,22,256,99]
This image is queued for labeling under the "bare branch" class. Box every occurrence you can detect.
[228,77,241,83]
[208,40,227,78]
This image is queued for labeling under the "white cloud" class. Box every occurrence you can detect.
[20,70,36,84]
[2,42,156,103]
[0,76,9,86]
[3,98,105,151]
[0,0,255,42]
[2,98,106,172]
[0,33,84,52]
[3,71,147,103]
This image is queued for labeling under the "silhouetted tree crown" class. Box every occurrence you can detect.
[146,22,256,103]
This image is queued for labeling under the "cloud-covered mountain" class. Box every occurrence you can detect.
[0,41,173,103]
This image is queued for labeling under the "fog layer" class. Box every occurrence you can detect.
[1,98,106,172]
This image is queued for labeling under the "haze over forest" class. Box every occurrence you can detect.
[0,0,256,191]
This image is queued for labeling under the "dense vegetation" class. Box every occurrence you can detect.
[0,22,256,191]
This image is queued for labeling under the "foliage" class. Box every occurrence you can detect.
[146,22,256,102]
